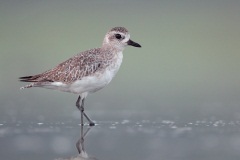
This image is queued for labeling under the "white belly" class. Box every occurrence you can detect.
[69,69,117,94]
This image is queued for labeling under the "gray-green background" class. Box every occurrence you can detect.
[1,0,240,122]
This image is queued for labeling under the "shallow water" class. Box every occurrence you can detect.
[1,120,240,160]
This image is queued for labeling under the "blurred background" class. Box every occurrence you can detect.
[1,0,240,122]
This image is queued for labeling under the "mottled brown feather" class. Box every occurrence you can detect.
[19,48,114,85]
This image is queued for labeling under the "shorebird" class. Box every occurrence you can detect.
[19,27,141,126]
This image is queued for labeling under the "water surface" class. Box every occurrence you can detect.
[1,119,240,160]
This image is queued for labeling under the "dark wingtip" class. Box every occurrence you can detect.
[19,76,32,79]
[19,76,33,82]
[19,79,30,82]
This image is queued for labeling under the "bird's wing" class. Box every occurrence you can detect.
[19,48,105,84]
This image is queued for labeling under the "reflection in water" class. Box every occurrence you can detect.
[76,126,93,158]
[56,125,97,160]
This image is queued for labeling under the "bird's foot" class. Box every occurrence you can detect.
[89,122,95,126]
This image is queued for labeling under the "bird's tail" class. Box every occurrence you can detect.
[19,75,39,89]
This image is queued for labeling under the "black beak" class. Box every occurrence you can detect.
[127,39,141,48]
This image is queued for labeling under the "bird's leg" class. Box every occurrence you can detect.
[76,96,95,126]
[76,95,84,126]
[81,98,95,126]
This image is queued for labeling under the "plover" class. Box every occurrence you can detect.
[19,27,141,126]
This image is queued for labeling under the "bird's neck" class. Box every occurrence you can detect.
[101,44,124,53]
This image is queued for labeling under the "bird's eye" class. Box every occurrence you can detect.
[115,34,122,39]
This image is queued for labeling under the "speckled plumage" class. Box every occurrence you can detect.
[110,27,128,33]
[19,27,141,126]
[20,48,113,84]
